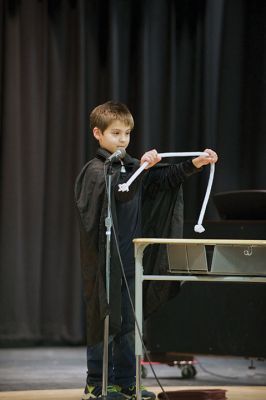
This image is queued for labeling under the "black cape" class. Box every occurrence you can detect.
[74,148,200,345]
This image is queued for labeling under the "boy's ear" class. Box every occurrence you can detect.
[93,127,102,141]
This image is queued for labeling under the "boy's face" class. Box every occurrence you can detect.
[93,120,131,154]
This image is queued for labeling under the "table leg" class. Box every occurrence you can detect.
[135,245,144,400]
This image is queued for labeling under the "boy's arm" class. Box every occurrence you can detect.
[115,148,218,198]
[144,160,200,192]
[143,148,218,191]
[141,148,218,169]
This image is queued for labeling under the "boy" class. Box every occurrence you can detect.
[74,101,218,400]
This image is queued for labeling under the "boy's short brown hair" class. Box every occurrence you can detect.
[89,101,134,132]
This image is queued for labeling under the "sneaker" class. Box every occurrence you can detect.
[82,384,126,400]
[120,385,156,400]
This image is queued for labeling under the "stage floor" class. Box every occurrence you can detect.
[0,347,266,399]
[1,387,266,400]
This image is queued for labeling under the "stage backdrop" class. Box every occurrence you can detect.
[0,0,265,344]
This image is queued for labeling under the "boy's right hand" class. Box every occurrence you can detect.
[141,149,162,169]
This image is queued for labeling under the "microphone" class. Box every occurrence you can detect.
[106,148,126,163]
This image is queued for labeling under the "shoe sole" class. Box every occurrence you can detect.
[82,394,126,400]
[81,394,98,400]
[122,395,156,400]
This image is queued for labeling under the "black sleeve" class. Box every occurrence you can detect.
[143,160,202,192]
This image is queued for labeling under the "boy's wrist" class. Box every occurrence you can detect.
[192,158,203,169]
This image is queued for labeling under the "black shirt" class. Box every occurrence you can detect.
[116,164,142,277]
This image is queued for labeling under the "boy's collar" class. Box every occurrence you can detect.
[96,147,112,161]
[96,147,137,166]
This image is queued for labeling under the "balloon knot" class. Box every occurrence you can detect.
[194,224,205,234]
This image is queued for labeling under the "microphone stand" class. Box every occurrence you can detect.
[102,161,113,399]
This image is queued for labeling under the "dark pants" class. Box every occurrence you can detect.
[86,276,135,387]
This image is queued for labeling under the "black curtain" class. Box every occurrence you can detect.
[0,0,265,344]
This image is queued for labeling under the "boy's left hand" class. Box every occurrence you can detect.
[141,149,162,169]
[192,148,218,169]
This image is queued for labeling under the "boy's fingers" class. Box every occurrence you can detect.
[203,149,218,163]
[141,149,161,167]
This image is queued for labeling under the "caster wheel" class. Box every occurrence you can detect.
[181,364,197,379]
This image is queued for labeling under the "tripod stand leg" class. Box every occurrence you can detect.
[102,172,112,399]
[102,315,110,398]
[136,355,142,400]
